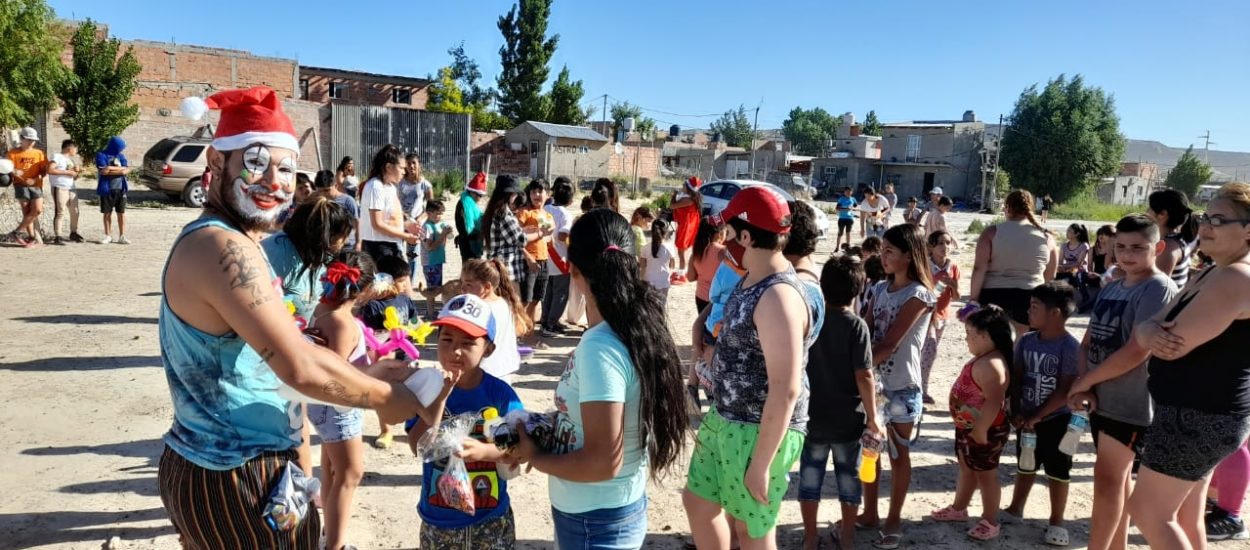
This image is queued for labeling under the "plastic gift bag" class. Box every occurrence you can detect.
[414,413,480,516]
[262,461,321,531]
[488,409,558,451]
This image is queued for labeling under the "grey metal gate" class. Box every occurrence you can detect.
[330,104,469,175]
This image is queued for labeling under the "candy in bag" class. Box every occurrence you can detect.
[413,412,479,516]
[262,461,321,531]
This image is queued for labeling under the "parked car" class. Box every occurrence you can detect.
[139,132,212,207]
[765,171,814,200]
[699,179,830,238]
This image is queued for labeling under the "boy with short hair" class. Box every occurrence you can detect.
[7,127,48,246]
[924,195,952,239]
[1068,214,1179,550]
[1004,281,1081,546]
[685,187,813,549]
[421,200,451,317]
[95,136,130,244]
[407,293,523,549]
[903,197,923,226]
[47,139,84,244]
[836,186,858,249]
[800,255,881,550]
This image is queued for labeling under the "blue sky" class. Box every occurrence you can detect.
[49,0,1250,151]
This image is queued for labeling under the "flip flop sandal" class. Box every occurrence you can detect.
[930,505,970,522]
[832,519,877,531]
[872,532,903,549]
[1044,525,1070,546]
[967,519,1001,541]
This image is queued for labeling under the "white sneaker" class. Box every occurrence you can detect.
[117,236,131,245]
[98,235,112,244]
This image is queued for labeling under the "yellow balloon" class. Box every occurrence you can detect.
[408,322,436,346]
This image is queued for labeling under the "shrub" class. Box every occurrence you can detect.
[426,170,465,200]
[966,216,1004,235]
[648,193,672,211]
[1052,190,1139,222]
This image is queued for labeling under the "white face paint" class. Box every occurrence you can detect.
[230,144,295,226]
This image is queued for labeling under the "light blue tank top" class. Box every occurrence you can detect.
[160,217,301,471]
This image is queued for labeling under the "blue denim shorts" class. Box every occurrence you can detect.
[307,404,363,443]
[798,439,863,505]
[552,497,646,550]
[883,387,924,424]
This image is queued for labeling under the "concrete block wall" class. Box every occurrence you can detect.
[302,74,429,110]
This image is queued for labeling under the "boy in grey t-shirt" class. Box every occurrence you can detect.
[1068,214,1178,550]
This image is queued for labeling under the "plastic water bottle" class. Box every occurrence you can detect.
[1058,411,1089,456]
[481,407,503,443]
[859,437,881,483]
[1019,431,1038,471]
[404,367,445,406]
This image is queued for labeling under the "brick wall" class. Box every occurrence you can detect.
[301,73,429,110]
[609,142,662,181]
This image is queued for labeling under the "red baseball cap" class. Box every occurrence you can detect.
[716,186,792,234]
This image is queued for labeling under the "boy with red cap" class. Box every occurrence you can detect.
[159,87,443,549]
[684,187,815,549]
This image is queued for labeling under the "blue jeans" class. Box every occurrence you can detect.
[798,439,863,505]
[552,497,647,550]
[542,273,571,328]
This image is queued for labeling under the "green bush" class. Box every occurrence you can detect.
[1052,190,1139,222]
[426,170,465,200]
[648,193,672,211]
[966,216,1004,235]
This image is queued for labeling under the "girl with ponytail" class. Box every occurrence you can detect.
[512,208,689,549]
[306,249,379,550]
[932,304,1014,541]
[262,195,354,319]
[1147,189,1199,287]
[461,258,529,383]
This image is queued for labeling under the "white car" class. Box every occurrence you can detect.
[698,179,831,238]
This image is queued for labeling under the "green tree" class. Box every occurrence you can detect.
[710,105,756,148]
[781,106,840,156]
[425,67,469,114]
[57,20,140,157]
[1164,145,1213,198]
[0,0,66,129]
[448,42,494,107]
[496,0,558,124]
[999,74,1126,202]
[470,106,513,131]
[546,65,588,125]
[609,101,655,140]
[862,110,883,136]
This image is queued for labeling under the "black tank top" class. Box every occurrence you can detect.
[1148,269,1250,415]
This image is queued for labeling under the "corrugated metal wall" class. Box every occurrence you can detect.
[331,104,469,175]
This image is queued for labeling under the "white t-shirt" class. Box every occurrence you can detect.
[480,296,520,381]
[359,178,403,244]
[50,153,76,189]
[643,241,676,290]
[545,204,574,276]
[860,195,888,224]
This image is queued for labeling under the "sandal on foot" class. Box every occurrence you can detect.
[373,432,394,449]
[1044,525,1070,546]
[872,532,903,549]
[1000,508,1023,524]
[967,519,1000,541]
[930,505,970,522]
[832,519,876,531]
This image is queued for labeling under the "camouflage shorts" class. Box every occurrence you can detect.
[420,507,515,550]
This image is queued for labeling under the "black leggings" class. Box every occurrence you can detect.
[696,297,710,316]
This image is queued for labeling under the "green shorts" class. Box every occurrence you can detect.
[685,409,805,539]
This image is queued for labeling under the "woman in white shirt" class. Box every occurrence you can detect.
[357,145,420,263]
[861,187,890,238]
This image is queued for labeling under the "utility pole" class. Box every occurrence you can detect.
[1198,130,1215,164]
[749,105,760,178]
[989,114,1004,212]
[602,94,609,139]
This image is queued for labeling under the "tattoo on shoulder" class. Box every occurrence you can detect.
[219,240,271,309]
[322,380,372,408]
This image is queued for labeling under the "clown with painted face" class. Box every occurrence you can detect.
[159,87,451,548]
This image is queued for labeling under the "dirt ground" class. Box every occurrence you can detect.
[1,188,1245,549]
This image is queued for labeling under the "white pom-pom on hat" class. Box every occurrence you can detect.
[181,96,209,121]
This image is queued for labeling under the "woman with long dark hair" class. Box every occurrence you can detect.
[590,177,620,213]
[1148,189,1200,288]
[335,156,358,196]
[263,196,355,319]
[687,216,726,314]
[970,189,1058,336]
[482,175,537,285]
[513,208,689,550]
[357,145,420,263]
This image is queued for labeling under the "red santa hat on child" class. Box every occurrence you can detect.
[180,86,299,153]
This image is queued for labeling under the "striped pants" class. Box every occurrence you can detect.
[158,446,321,549]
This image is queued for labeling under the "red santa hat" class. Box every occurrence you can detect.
[180,86,299,153]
